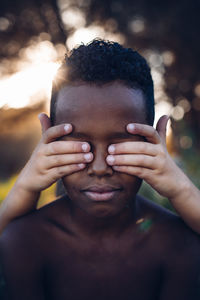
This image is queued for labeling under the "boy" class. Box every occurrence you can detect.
[1,39,200,300]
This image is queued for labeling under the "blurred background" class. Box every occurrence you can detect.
[0,0,200,209]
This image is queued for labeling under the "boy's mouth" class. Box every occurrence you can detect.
[81,185,123,202]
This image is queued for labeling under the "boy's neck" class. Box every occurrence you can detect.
[66,197,139,239]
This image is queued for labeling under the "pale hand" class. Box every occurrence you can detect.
[106,115,191,200]
[16,113,93,194]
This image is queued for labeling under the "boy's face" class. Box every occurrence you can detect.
[55,81,147,218]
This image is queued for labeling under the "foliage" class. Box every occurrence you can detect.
[0,174,56,208]
[139,181,175,212]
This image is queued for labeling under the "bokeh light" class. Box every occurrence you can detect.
[129,16,145,34]
[180,136,193,149]
[61,7,86,29]
[0,17,10,31]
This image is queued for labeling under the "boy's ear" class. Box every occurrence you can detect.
[38,113,51,134]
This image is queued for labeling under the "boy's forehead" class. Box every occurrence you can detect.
[55,82,146,127]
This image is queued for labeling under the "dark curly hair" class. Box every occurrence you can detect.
[50,39,154,125]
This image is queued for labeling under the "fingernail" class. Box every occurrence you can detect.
[38,113,43,120]
[127,123,135,131]
[82,143,89,152]
[107,155,115,165]
[108,145,115,154]
[84,153,93,161]
[78,163,85,168]
[64,124,71,132]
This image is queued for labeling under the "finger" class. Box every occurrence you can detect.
[108,141,157,156]
[106,154,155,169]
[38,113,51,134]
[126,123,161,144]
[112,165,151,179]
[50,163,87,180]
[156,115,169,145]
[45,141,90,156]
[42,123,73,144]
[47,152,93,169]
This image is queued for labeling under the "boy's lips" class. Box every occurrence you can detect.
[81,185,123,202]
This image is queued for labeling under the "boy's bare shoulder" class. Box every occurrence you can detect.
[0,195,68,254]
[137,195,200,259]
[137,195,200,292]
[0,197,68,294]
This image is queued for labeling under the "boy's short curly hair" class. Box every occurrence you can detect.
[50,39,154,125]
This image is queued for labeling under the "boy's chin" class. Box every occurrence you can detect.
[67,191,132,219]
[79,203,128,219]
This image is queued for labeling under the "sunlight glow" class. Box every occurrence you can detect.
[0,40,62,109]
[66,26,125,49]
[0,62,60,109]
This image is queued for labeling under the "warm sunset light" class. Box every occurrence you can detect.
[0,40,63,109]
[0,62,60,109]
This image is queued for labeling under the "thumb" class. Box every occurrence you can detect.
[156,115,169,145]
[38,113,51,134]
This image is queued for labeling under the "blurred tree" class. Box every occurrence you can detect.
[0,0,66,59]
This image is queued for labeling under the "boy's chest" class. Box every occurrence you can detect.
[43,234,162,300]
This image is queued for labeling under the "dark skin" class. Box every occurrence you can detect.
[1,82,200,300]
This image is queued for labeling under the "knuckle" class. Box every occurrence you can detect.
[151,128,159,138]
[139,143,146,153]
[159,159,166,172]
[69,165,78,172]
[36,148,44,159]
[151,126,156,134]
[142,156,147,165]
[155,132,161,142]
[136,155,144,165]
[155,158,164,173]
[72,142,80,153]
[52,155,61,166]
[154,166,162,176]
[55,167,65,177]
[38,165,47,176]
[117,155,126,165]
[117,144,124,153]
[158,147,166,159]
[43,130,49,141]
[135,167,144,177]
[152,127,157,134]
[117,155,124,164]
[50,143,58,155]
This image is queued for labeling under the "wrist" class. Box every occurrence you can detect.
[168,175,193,203]
[14,178,40,199]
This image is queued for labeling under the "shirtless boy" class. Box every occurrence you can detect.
[1,39,200,300]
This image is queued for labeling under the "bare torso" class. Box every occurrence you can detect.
[1,195,200,300]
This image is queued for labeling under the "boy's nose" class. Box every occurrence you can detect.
[87,146,113,177]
